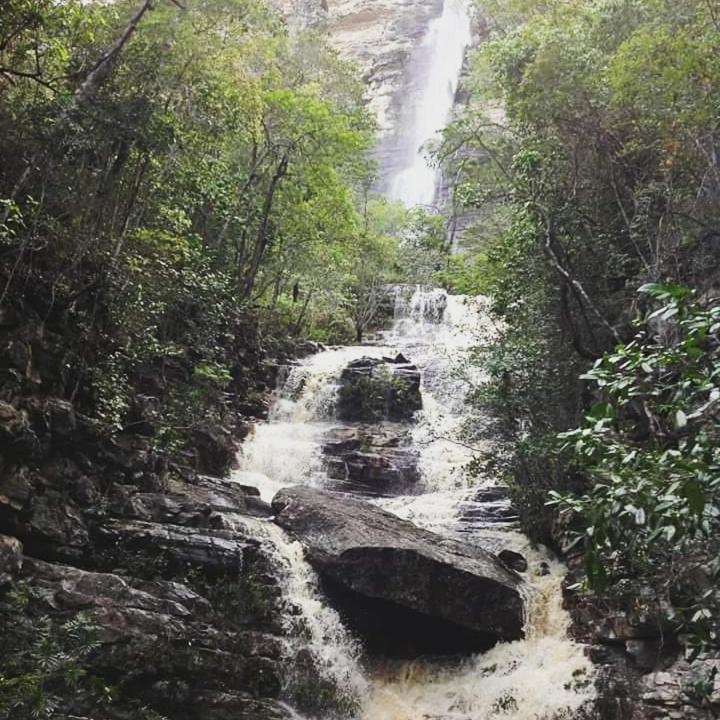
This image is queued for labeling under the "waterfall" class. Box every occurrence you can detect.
[234,285,596,719]
[361,557,594,720]
[386,0,472,207]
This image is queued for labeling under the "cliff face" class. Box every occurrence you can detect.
[276,0,443,132]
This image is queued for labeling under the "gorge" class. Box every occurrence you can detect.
[1,1,719,719]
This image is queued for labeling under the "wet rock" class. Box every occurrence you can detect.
[326,448,420,490]
[336,356,422,422]
[322,425,419,492]
[272,486,525,656]
[537,561,551,577]
[498,549,528,573]
[382,353,410,364]
[459,485,519,527]
[106,474,273,524]
[98,519,255,574]
[24,558,287,717]
[0,533,22,585]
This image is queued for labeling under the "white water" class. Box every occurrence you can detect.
[234,286,595,719]
[232,514,368,705]
[387,0,472,207]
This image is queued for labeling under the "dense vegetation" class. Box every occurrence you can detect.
[444,0,720,656]
[0,2,451,715]
[0,0,448,458]
[3,0,720,715]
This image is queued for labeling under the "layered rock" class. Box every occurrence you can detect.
[322,424,419,493]
[0,465,342,719]
[22,557,289,719]
[272,485,525,656]
[273,0,443,132]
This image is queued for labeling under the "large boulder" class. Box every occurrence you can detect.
[336,355,421,422]
[272,486,525,656]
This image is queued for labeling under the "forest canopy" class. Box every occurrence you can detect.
[442,0,720,655]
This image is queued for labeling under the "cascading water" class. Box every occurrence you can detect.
[385,0,472,207]
[234,286,596,719]
[227,513,368,707]
[234,2,589,715]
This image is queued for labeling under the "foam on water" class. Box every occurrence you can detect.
[233,284,594,718]
[226,514,369,708]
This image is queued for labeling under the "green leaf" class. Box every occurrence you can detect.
[684,481,705,516]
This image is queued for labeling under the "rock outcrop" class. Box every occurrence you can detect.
[273,0,443,132]
[21,556,291,720]
[322,424,419,493]
[336,355,422,422]
[0,467,337,719]
[272,485,525,656]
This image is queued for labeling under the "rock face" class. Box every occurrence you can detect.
[0,468,339,719]
[272,486,525,656]
[22,556,290,720]
[273,0,443,132]
[336,355,422,422]
[322,424,419,492]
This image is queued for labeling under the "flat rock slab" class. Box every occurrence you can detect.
[272,486,525,656]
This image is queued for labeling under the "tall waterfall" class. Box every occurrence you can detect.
[234,287,595,719]
[386,0,472,207]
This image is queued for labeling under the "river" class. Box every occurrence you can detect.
[233,0,594,715]
[233,286,595,719]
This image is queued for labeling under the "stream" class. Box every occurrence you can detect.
[233,0,593,716]
[233,286,595,719]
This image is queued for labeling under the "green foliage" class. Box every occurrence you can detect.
[0,0,396,461]
[0,583,112,719]
[446,0,720,521]
[550,287,720,643]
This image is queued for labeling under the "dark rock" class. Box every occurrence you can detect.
[538,561,551,576]
[382,353,410,364]
[322,426,365,455]
[26,492,90,558]
[24,558,287,717]
[322,425,419,493]
[0,400,27,436]
[98,519,254,574]
[0,463,32,511]
[45,397,77,436]
[625,638,663,671]
[0,533,22,585]
[327,449,419,490]
[108,433,154,472]
[272,486,525,656]
[498,549,528,573]
[294,340,325,358]
[459,485,519,528]
[0,400,39,456]
[192,423,236,476]
[336,356,422,422]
